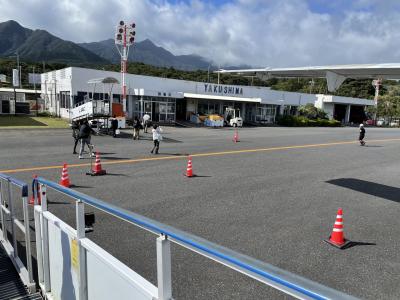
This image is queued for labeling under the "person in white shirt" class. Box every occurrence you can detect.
[142,114,151,133]
[151,124,163,154]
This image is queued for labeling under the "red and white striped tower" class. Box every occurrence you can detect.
[115,21,136,118]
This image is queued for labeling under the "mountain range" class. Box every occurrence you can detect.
[0,20,108,65]
[0,20,213,70]
[79,39,211,70]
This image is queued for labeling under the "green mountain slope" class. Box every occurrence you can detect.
[0,20,108,65]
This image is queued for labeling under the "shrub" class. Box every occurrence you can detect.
[277,115,341,127]
[37,111,53,117]
[298,103,328,120]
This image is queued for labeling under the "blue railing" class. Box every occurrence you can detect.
[0,173,28,197]
[34,176,358,300]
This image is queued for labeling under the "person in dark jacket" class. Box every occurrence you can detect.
[110,115,119,138]
[72,121,80,154]
[78,120,96,159]
[132,116,141,140]
[359,123,366,146]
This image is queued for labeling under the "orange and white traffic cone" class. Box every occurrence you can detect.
[184,156,194,177]
[233,129,240,143]
[29,174,41,205]
[59,163,71,187]
[92,152,106,176]
[325,208,351,249]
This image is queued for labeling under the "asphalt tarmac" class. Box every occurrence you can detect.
[1,126,400,299]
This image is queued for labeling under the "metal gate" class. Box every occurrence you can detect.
[0,173,35,292]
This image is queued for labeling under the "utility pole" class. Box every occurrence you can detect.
[16,52,21,89]
[54,80,59,117]
[372,79,382,123]
[218,64,220,84]
[33,66,38,116]
[9,53,20,115]
[12,70,17,116]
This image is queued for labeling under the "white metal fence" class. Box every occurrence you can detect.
[0,173,360,300]
[34,183,157,300]
[0,173,35,292]
[32,176,358,300]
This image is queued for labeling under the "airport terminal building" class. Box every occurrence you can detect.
[40,67,374,124]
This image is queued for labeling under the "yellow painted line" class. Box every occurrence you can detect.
[1,138,400,174]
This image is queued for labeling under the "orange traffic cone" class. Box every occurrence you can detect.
[92,152,106,176]
[29,174,41,205]
[233,129,240,143]
[325,208,351,249]
[59,163,71,188]
[184,156,195,177]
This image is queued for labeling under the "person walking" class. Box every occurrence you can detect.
[142,113,150,133]
[78,120,97,159]
[72,120,80,154]
[150,124,163,154]
[110,115,119,138]
[359,123,366,146]
[133,116,141,140]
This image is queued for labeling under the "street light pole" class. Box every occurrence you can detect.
[9,53,20,115]
[33,66,38,116]
[16,52,21,89]
[372,79,382,124]
[13,85,16,116]
[218,64,220,84]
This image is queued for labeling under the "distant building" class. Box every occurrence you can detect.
[40,67,374,124]
[0,87,41,114]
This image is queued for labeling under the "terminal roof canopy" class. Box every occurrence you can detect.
[217,63,400,92]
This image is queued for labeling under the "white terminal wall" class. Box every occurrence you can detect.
[40,67,375,117]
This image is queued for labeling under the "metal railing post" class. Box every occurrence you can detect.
[157,234,172,300]
[22,193,34,291]
[0,180,6,240]
[7,179,18,258]
[40,184,51,292]
[34,200,44,285]
[33,178,38,205]
[76,200,88,300]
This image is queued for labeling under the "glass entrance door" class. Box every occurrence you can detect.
[143,101,152,120]
[158,102,175,123]
[159,103,167,122]
[256,105,276,124]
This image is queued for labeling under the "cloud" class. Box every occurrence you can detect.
[1,0,400,67]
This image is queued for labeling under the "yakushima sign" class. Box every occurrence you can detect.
[204,84,243,96]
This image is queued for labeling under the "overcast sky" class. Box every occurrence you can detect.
[1,0,400,67]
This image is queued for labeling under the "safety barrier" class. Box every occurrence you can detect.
[33,176,358,300]
[70,100,110,121]
[0,173,35,292]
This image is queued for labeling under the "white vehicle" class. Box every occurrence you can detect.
[225,108,243,127]
[89,119,105,128]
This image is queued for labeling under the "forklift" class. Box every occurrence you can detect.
[224,107,243,127]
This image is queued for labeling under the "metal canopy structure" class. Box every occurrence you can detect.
[216,63,400,92]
